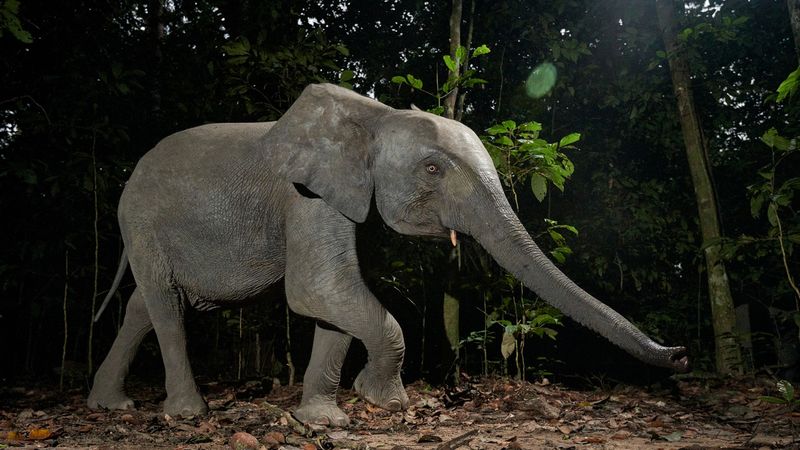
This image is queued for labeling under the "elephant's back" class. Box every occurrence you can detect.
[138,122,276,173]
[118,122,290,304]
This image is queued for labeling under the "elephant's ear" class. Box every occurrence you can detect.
[261,84,392,222]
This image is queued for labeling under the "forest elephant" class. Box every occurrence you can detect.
[88,83,689,426]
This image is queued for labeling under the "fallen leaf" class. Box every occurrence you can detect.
[6,431,21,440]
[576,436,605,444]
[558,424,572,435]
[611,431,632,440]
[121,413,140,425]
[661,431,683,442]
[28,428,52,440]
[197,420,217,433]
[301,443,316,450]
[266,431,285,443]
[417,434,442,443]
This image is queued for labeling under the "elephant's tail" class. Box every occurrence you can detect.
[93,248,129,322]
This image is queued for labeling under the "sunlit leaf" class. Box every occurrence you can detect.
[778,380,795,402]
[443,55,457,73]
[407,74,423,89]
[531,173,547,202]
[776,67,799,103]
[760,128,791,151]
[455,46,467,64]
[559,132,581,147]
[472,44,491,57]
[500,330,516,359]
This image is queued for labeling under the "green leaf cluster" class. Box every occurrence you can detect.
[390,44,490,114]
[0,0,31,43]
[222,31,351,120]
[482,120,577,202]
[762,380,800,408]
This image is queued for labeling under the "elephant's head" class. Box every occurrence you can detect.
[263,83,689,372]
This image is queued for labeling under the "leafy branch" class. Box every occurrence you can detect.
[391,44,490,116]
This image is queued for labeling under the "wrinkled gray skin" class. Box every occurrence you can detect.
[88,84,689,426]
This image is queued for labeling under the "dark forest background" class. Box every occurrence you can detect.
[1,0,798,391]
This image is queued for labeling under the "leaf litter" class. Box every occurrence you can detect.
[0,375,798,449]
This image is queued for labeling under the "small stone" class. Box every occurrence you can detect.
[230,431,260,450]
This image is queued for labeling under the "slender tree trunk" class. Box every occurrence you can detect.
[148,0,165,112]
[443,0,464,384]
[455,0,475,122]
[789,0,800,62]
[444,0,462,119]
[656,0,743,375]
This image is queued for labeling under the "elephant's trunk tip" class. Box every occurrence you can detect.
[666,346,690,373]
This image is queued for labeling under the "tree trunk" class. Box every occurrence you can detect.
[789,0,800,62]
[148,0,165,112]
[442,0,463,384]
[656,0,743,375]
[444,0,462,120]
[454,0,475,122]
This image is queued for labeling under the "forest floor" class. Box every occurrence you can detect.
[0,375,798,449]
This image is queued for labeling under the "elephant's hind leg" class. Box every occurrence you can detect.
[88,288,152,410]
[141,282,208,417]
[294,324,352,426]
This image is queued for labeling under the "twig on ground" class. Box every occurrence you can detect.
[436,429,478,450]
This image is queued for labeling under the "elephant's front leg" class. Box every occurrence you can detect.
[285,198,410,416]
[294,324,352,426]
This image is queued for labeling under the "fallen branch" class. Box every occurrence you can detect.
[436,429,478,450]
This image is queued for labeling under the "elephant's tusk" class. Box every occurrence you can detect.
[450,229,458,247]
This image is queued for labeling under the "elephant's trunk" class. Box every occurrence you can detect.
[459,184,689,372]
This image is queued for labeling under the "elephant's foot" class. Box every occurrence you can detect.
[353,364,409,412]
[163,391,208,417]
[294,398,350,427]
[87,387,135,411]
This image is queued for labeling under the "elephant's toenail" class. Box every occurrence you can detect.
[385,399,402,411]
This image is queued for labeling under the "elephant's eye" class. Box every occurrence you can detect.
[425,163,440,175]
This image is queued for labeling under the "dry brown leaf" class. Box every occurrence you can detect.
[576,436,605,444]
[85,412,104,421]
[5,430,21,440]
[611,430,632,440]
[27,428,51,440]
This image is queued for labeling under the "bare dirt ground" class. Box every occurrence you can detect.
[1,375,798,449]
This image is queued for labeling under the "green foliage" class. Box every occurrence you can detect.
[0,0,31,43]
[390,44,490,114]
[222,31,350,120]
[776,66,800,103]
[761,380,800,408]
[482,120,577,203]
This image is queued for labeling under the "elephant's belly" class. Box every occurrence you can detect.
[177,252,287,310]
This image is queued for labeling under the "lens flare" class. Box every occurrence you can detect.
[526,63,557,98]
